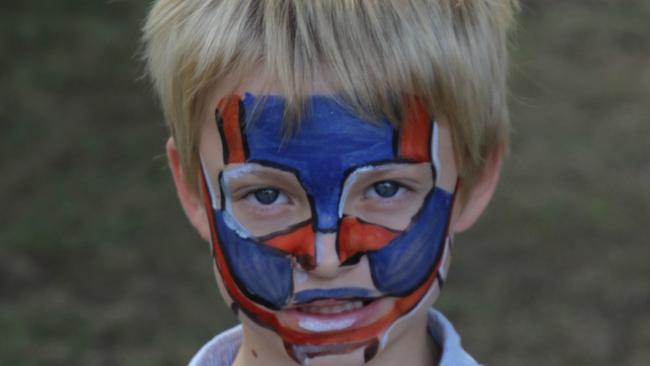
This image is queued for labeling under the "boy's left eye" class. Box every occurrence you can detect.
[367,181,402,198]
[248,188,288,205]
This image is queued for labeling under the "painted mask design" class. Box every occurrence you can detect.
[199,93,456,362]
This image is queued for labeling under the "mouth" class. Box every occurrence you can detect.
[295,298,373,315]
[282,297,386,333]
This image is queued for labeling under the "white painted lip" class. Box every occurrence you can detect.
[298,317,356,332]
[281,298,384,334]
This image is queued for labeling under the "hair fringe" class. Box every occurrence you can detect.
[143,0,519,195]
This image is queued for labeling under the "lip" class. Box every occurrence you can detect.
[292,287,379,306]
[281,296,386,334]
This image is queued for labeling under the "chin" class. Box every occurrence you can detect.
[275,296,393,362]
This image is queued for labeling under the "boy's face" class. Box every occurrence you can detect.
[196,93,459,364]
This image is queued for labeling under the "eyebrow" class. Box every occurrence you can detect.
[223,164,303,188]
[350,162,431,179]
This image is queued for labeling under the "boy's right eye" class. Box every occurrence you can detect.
[253,188,280,205]
[370,181,401,198]
[245,187,288,205]
[222,164,311,237]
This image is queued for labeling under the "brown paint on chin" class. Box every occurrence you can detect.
[363,339,380,363]
[251,349,258,358]
[230,302,240,316]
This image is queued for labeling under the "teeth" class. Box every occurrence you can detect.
[299,301,364,315]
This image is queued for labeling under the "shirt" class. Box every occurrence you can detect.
[189,308,481,366]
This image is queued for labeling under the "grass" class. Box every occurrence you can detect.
[1,1,648,365]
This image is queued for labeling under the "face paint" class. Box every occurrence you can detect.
[199,93,457,363]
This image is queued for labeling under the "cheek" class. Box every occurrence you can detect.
[365,187,454,295]
[229,199,311,237]
[348,190,425,231]
[213,261,237,313]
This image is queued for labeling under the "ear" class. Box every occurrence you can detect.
[451,145,504,233]
[166,137,211,242]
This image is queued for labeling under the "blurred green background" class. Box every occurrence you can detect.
[1,1,648,365]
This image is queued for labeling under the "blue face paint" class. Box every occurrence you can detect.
[241,94,396,232]
[213,211,294,309]
[367,188,453,295]
[203,93,455,310]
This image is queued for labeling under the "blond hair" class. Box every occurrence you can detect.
[143,0,518,196]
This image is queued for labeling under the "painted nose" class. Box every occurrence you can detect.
[309,233,342,279]
[314,209,339,232]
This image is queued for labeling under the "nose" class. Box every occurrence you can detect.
[309,232,342,279]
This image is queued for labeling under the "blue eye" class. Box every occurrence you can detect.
[254,188,280,205]
[373,181,400,198]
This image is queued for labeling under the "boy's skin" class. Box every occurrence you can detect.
[167,78,503,366]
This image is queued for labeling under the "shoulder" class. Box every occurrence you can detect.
[428,308,483,366]
[188,325,242,366]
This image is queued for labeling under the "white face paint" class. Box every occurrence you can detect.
[437,237,452,282]
[216,164,261,239]
[294,268,309,285]
[200,158,219,210]
[298,317,357,333]
[431,123,441,175]
[203,158,257,239]
[337,165,382,218]
[314,234,328,266]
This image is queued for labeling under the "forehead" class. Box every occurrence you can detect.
[199,93,458,193]
[241,93,397,170]
[206,93,437,231]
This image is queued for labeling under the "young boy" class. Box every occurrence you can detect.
[143,1,517,365]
